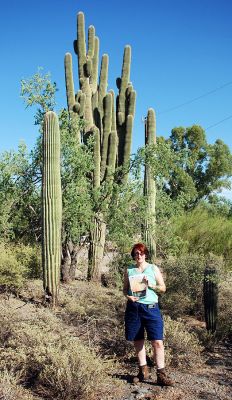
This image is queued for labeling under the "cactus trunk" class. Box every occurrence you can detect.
[143,109,156,262]
[203,264,218,333]
[42,111,62,306]
[88,215,106,281]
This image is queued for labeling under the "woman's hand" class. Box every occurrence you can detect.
[127,295,139,302]
[143,271,166,293]
[142,275,161,292]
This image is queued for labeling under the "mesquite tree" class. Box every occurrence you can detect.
[64,12,136,280]
[42,111,62,306]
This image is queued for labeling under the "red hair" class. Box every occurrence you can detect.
[131,243,149,260]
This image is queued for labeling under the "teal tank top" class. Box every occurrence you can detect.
[127,263,158,304]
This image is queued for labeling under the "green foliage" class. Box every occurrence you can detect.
[164,125,232,206]
[0,243,26,290]
[21,67,57,125]
[107,179,147,250]
[0,143,40,243]
[0,243,41,290]
[14,244,42,279]
[155,189,187,257]
[138,125,232,215]
[59,109,94,244]
[204,195,232,218]
[173,205,232,264]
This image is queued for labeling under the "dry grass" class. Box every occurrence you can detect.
[0,369,40,400]
[163,316,203,368]
[0,279,207,399]
[0,288,124,400]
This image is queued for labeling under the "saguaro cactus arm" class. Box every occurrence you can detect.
[116,46,136,170]
[117,45,131,125]
[64,53,76,112]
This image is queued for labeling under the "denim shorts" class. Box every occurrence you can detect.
[125,301,163,341]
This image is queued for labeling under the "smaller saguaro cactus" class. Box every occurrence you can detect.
[203,260,218,333]
[143,108,156,262]
[42,111,62,307]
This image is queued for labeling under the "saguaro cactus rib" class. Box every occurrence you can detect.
[42,111,62,306]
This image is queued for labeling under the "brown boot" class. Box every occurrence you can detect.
[157,368,174,386]
[133,364,149,383]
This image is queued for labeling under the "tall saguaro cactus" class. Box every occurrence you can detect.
[42,111,62,306]
[203,262,218,333]
[64,12,136,280]
[143,108,156,262]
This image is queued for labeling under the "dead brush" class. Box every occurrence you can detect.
[0,369,39,400]
[58,281,132,359]
[163,315,203,368]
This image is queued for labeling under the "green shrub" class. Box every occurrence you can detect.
[14,244,42,279]
[0,243,26,290]
[160,254,207,318]
[173,207,232,266]
[0,243,42,291]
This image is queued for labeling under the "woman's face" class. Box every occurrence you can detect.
[134,250,146,262]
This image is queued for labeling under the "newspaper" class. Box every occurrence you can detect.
[129,274,147,298]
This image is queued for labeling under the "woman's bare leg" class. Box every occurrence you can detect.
[151,339,165,369]
[134,339,146,365]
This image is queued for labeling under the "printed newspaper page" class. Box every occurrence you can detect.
[129,274,147,298]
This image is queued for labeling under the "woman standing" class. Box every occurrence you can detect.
[123,243,174,386]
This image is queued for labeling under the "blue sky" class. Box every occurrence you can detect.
[1,0,232,196]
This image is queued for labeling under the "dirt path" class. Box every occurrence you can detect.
[115,342,232,400]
